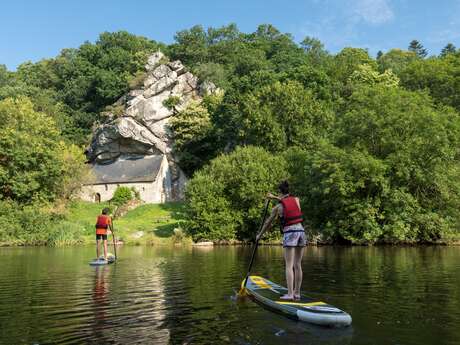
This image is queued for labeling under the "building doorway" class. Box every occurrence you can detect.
[95,193,101,203]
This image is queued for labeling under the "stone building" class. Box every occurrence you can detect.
[80,155,185,203]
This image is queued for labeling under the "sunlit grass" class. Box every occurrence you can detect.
[66,201,187,245]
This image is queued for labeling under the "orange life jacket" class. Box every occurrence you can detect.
[95,215,111,235]
[280,196,303,227]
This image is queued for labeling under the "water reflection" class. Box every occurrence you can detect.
[0,246,458,345]
[91,266,109,341]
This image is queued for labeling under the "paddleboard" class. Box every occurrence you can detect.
[244,275,352,327]
[89,254,116,266]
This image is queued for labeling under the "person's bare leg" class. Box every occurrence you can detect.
[103,240,108,260]
[96,239,100,259]
[293,246,305,299]
[282,247,295,299]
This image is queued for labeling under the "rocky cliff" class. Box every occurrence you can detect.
[86,51,216,200]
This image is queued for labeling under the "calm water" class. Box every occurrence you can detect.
[0,245,459,345]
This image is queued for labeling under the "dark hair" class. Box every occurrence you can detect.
[278,180,289,195]
[102,208,110,215]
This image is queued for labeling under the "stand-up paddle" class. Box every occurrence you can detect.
[111,223,117,260]
[238,199,271,296]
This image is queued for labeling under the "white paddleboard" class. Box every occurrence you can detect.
[89,254,116,266]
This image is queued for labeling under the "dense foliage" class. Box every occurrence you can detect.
[1,24,460,244]
[185,146,287,241]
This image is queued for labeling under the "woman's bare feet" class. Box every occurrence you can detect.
[294,294,301,300]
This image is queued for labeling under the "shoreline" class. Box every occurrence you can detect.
[1,239,459,248]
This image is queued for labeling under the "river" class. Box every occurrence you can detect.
[0,245,459,345]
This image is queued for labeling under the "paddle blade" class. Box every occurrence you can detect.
[237,278,248,297]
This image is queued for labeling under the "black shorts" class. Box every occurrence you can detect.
[96,234,107,240]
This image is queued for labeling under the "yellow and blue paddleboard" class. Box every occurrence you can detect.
[244,276,352,327]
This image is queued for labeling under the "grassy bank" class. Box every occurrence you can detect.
[67,201,189,246]
[0,201,189,247]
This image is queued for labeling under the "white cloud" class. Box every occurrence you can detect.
[297,0,395,52]
[352,0,394,24]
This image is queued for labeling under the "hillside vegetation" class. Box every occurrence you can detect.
[0,26,459,245]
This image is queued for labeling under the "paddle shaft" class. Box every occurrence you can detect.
[243,199,271,288]
[111,222,117,260]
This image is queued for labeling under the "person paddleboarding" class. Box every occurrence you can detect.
[256,180,306,300]
[95,208,113,261]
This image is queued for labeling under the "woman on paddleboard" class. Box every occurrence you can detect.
[95,208,113,261]
[256,180,306,300]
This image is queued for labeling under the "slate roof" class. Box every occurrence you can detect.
[87,155,164,184]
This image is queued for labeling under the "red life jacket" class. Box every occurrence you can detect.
[280,196,303,227]
[95,215,110,229]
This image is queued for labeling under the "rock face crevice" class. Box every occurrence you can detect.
[86,51,215,201]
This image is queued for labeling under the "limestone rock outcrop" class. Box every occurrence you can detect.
[86,52,216,201]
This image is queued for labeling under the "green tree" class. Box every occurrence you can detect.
[193,62,228,88]
[377,49,417,74]
[440,43,457,57]
[408,40,428,58]
[170,25,209,66]
[222,81,334,152]
[185,146,287,241]
[399,54,460,111]
[169,100,216,175]
[0,97,66,202]
[0,65,13,87]
[59,144,91,201]
[286,145,389,243]
[332,48,377,83]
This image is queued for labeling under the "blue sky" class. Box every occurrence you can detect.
[1,0,459,70]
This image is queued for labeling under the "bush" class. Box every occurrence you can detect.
[111,186,133,206]
[185,146,287,241]
[0,200,54,245]
[0,215,21,245]
[47,221,85,247]
[286,145,389,244]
